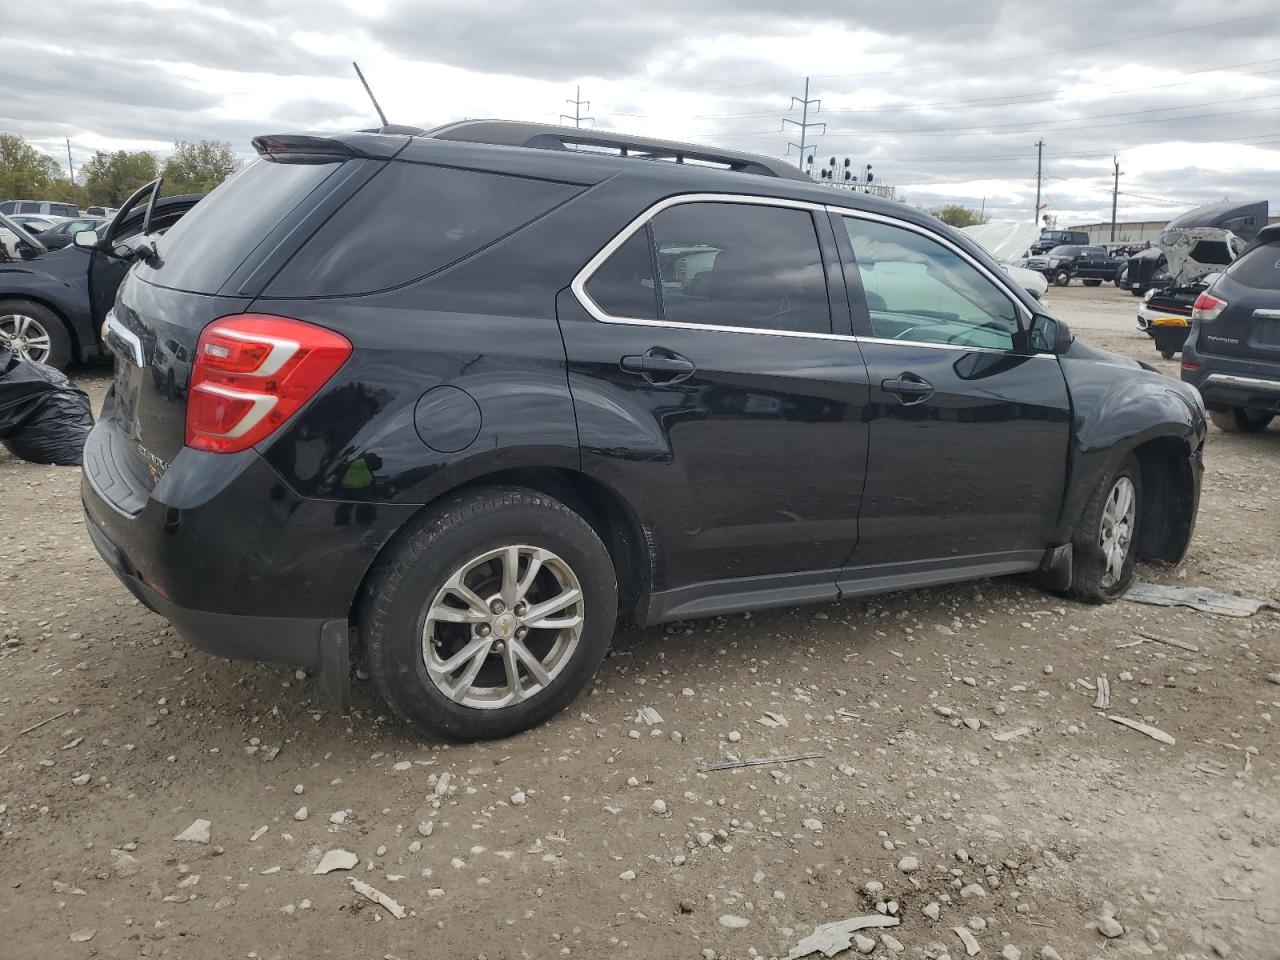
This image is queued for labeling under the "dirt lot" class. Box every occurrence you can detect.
[1,283,1277,960]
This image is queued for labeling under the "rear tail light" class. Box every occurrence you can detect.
[1181,360,1200,371]
[186,314,351,453]
[1191,292,1228,322]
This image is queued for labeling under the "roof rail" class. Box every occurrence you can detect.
[423,119,810,181]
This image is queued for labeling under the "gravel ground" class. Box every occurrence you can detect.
[1,283,1277,960]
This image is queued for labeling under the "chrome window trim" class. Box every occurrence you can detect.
[570,192,1054,357]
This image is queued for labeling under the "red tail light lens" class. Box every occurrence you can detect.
[186,314,351,453]
[1191,292,1227,322]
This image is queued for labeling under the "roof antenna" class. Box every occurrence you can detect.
[353,61,389,127]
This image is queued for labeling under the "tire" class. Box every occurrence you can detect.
[1053,270,1071,287]
[0,299,73,369]
[360,486,618,740]
[1069,454,1142,603]
[1160,350,1175,360]
[1083,279,1102,287]
[1130,288,1144,297]
[1209,407,1274,434]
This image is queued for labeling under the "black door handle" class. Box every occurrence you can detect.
[881,372,934,405]
[621,349,696,383]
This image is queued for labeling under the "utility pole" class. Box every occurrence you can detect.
[1033,139,1044,224]
[783,77,825,171]
[1110,155,1124,241]
[65,137,76,205]
[561,86,593,128]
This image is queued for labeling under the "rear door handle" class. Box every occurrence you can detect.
[621,349,696,383]
[881,372,934,405]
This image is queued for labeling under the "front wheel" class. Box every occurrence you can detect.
[0,299,72,369]
[1209,407,1274,433]
[1053,269,1071,287]
[360,486,618,740]
[1070,455,1142,603]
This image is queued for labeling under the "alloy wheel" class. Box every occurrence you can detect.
[1099,476,1136,588]
[422,544,585,709]
[0,313,53,364]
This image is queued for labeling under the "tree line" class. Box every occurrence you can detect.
[0,132,242,209]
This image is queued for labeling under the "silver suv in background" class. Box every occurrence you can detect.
[0,200,80,219]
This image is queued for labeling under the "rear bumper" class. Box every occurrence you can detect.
[1182,340,1280,413]
[80,416,417,704]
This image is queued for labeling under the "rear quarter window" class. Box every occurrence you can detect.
[265,162,583,297]
[1225,242,1280,290]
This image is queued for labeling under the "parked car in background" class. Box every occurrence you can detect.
[1029,228,1089,256]
[34,217,108,250]
[82,121,1205,741]
[0,215,43,263]
[1182,224,1280,433]
[1128,200,1266,297]
[0,199,79,218]
[1137,276,1217,359]
[1025,244,1108,286]
[8,213,65,236]
[1072,246,1129,286]
[0,186,200,368]
[84,205,120,218]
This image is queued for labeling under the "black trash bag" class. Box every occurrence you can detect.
[0,350,94,466]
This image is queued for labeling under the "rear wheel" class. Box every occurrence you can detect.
[1053,269,1071,287]
[1083,279,1102,287]
[1209,407,1274,434]
[0,299,72,369]
[360,486,618,740]
[1070,454,1142,603]
[1160,349,1176,360]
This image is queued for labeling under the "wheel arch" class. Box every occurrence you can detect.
[1130,434,1200,564]
[348,465,653,637]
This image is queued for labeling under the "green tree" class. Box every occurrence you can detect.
[933,204,987,228]
[80,150,161,207]
[0,132,63,199]
[162,140,241,196]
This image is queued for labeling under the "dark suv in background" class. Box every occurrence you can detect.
[81,121,1205,740]
[1182,224,1280,433]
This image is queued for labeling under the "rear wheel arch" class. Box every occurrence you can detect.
[349,466,652,636]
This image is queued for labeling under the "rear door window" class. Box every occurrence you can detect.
[585,227,659,320]
[1225,242,1280,290]
[647,201,830,335]
[266,162,582,297]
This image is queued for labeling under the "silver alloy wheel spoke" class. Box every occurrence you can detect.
[0,313,51,364]
[1099,476,1136,588]
[421,544,585,709]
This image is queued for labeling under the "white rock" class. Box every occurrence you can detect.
[392,760,411,771]
[329,811,348,825]
[854,933,877,953]
[294,806,308,821]
[897,855,920,874]
[250,825,268,842]
[510,790,527,806]
[434,772,452,796]
[923,902,941,921]
[313,849,359,875]
[651,799,668,815]
[727,730,742,743]
[111,849,140,877]
[881,933,904,953]
[619,869,636,881]
[960,883,986,898]
[719,915,749,929]
[173,819,211,844]
[1097,916,1124,938]
[1001,946,1021,960]
[803,818,824,832]
[294,784,304,795]
[696,831,714,847]
[71,773,91,786]
[69,929,95,943]
[418,820,434,837]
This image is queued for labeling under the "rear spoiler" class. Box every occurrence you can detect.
[252,135,360,163]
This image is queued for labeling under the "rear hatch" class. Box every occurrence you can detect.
[1195,230,1280,361]
[104,138,394,490]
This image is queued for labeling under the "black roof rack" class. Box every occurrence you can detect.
[422,119,810,181]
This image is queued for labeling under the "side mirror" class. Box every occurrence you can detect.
[1028,314,1073,354]
[73,230,99,249]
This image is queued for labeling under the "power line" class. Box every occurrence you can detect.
[560,86,593,129]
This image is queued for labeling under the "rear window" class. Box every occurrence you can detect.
[143,158,340,293]
[266,162,581,297]
[50,203,78,218]
[1225,241,1280,290]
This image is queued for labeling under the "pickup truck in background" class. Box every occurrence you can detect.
[1028,228,1090,256]
[1025,244,1109,286]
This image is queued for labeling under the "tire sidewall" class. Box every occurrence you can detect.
[364,493,617,740]
[1074,455,1143,602]
[1054,270,1071,287]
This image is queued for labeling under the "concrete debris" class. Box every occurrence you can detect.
[349,878,406,919]
[314,849,359,875]
[1108,715,1176,746]
[719,914,750,929]
[434,772,452,796]
[250,825,268,842]
[757,711,789,728]
[1001,947,1021,960]
[923,902,941,921]
[954,926,981,956]
[786,914,900,959]
[701,752,822,771]
[69,928,95,943]
[1132,630,1199,652]
[1093,674,1110,710]
[510,790,527,806]
[636,706,663,726]
[1124,582,1277,617]
[111,849,141,877]
[897,855,920,874]
[1097,915,1124,938]
[1266,672,1280,686]
[173,819,211,844]
[991,727,1031,743]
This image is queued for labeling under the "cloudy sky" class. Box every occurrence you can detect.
[7,0,1280,225]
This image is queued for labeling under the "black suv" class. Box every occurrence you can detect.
[1182,225,1280,433]
[81,121,1206,740]
[1029,229,1090,256]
